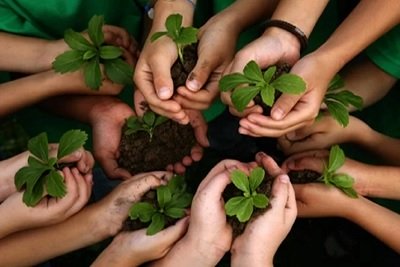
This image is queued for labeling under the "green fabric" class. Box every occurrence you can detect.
[366,25,400,79]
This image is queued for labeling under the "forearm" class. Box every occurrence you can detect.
[0,32,66,73]
[0,203,112,266]
[347,197,400,253]
[151,0,196,32]
[0,151,28,201]
[315,0,400,74]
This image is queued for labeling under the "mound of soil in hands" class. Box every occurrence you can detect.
[288,170,321,184]
[171,43,198,88]
[118,120,196,174]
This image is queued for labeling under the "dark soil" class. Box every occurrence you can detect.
[118,120,196,174]
[288,170,321,184]
[223,172,274,237]
[171,43,198,88]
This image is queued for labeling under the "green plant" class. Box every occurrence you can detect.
[219,60,306,112]
[224,167,269,223]
[52,15,133,90]
[323,74,363,127]
[14,130,88,207]
[124,110,168,141]
[129,175,193,235]
[150,13,198,64]
[318,145,358,198]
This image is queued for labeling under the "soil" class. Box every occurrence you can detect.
[118,43,198,174]
[223,172,274,237]
[288,170,321,184]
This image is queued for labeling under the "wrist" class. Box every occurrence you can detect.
[152,0,195,30]
[263,26,301,57]
[88,97,133,126]
[41,39,70,71]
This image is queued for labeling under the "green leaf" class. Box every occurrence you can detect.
[341,187,358,198]
[82,49,97,60]
[325,100,349,127]
[328,74,345,91]
[326,91,363,111]
[150,31,168,42]
[28,132,49,162]
[167,193,192,209]
[165,207,186,219]
[270,73,306,94]
[88,15,104,47]
[154,115,169,127]
[231,86,261,112]
[47,157,57,168]
[52,50,84,73]
[263,66,277,83]
[243,60,264,82]
[23,176,45,207]
[249,167,265,193]
[15,166,48,191]
[45,170,66,198]
[57,129,88,160]
[129,202,157,222]
[99,46,123,60]
[157,186,172,209]
[260,84,276,107]
[143,111,156,127]
[236,197,254,222]
[28,156,46,168]
[219,73,252,92]
[328,145,345,173]
[64,29,94,51]
[165,14,182,39]
[330,174,354,189]
[83,58,102,90]
[231,170,250,193]
[147,213,165,235]
[167,175,185,193]
[104,58,133,85]
[175,27,198,46]
[252,194,269,208]
[225,196,246,216]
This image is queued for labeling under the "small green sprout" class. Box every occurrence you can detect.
[53,15,133,90]
[15,130,88,207]
[129,175,193,235]
[323,74,363,127]
[318,145,358,198]
[150,13,198,64]
[225,167,269,223]
[124,110,168,141]
[219,60,306,112]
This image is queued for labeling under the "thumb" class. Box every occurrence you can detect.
[271,93,302,120]
[134,90,147,117]
[157,216,189,246]
[186,56,218,92]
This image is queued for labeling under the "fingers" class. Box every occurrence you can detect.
[187,110,209,147]
[195,171,231,203]
[66,168,93,216]
[255,152,284,177]
[76,150,95,174]
[270,93,302,121]
[190,145,203,162]
[97,152,132,180]
[186,56,218,92]
[148,58,175,100]
[281,150,328,173]
[269,175,291,215]
[156,216,190,251]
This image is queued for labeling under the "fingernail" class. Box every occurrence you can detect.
[256,151,267,158]
[186,79,200,92]
[280,175,290,184]
[272,108,284,120]
[158,87,172,99]
[72,150,82,159]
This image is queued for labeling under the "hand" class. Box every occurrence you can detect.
[281,149,370,196]
[54,146,95,175]
[221,27,301,119]
[92,217,189,267]
[89,97,135,179]
[0,167,92,238]
[92,171,171,236]
[174,13,238,111]
[278,114,367,155]
[231,174,297,267]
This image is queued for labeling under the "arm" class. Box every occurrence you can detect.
[0,151,29,201]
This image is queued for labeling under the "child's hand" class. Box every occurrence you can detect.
[278,114,368,155]
[231,174,297,267]
[52,145,94,175]
[92,217,189,267]
[0,167,92,238]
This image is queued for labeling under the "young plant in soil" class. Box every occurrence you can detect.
[223,167,273,236]
[322,74,363,127]
[127,175,193,235]
[219,60,306,113]
[118,110,196,174]
[53,15,133,90]
[14,129,88,207]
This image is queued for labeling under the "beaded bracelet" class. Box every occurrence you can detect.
[264,19,308,53]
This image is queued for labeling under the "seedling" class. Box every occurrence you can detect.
[124,110,168,141]
[322,74,363,127]
[129,175,193,235]
[150,13,198,64]
[219,60,306,112]
[224,167,269,223]
[53,15,133,90]
[318,145,358,198]
[14,130,88,207]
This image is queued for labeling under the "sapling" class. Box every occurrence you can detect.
[150,13,198,64]
[225,167,269,223]
[14,129,88,207]
[322,74,363,127]
[52,15,133,90]
[129,175,192,235]
[124,110,168,141]
[219,60,306,112]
